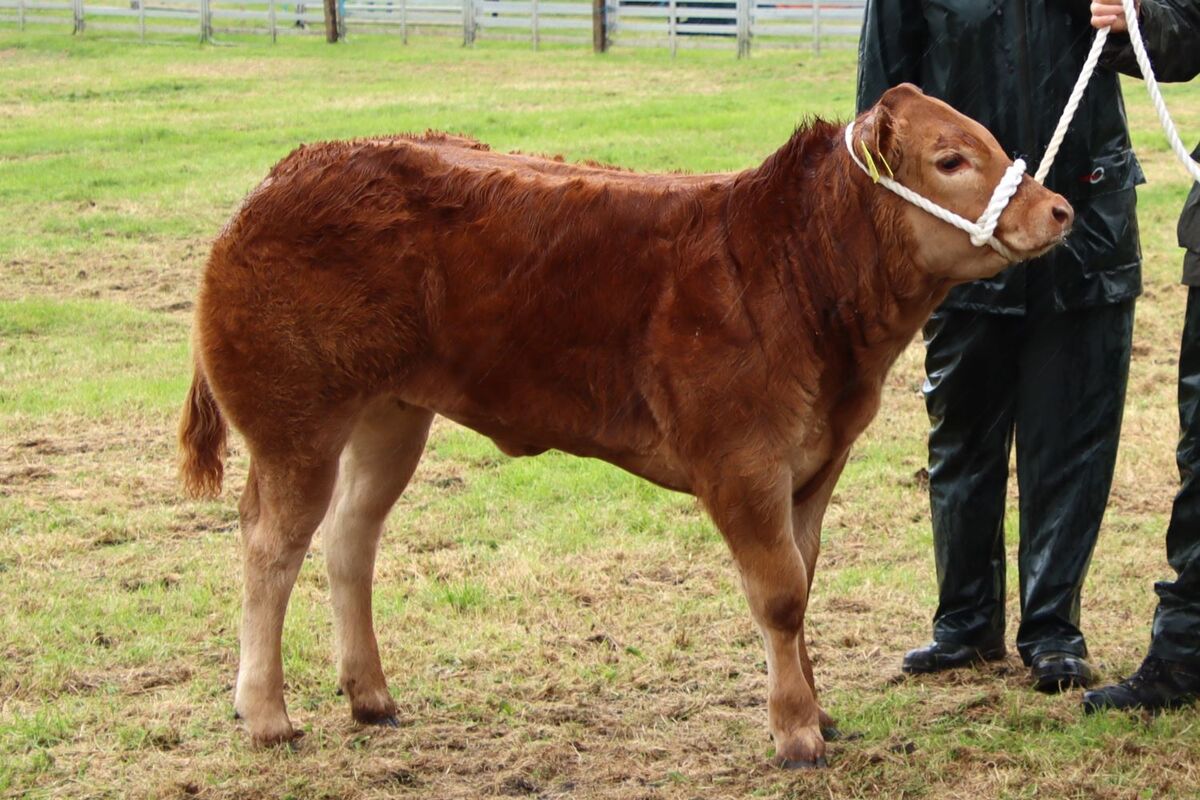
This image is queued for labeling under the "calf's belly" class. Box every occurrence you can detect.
[397,373,693,493]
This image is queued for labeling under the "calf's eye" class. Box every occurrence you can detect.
[937,155,966,173]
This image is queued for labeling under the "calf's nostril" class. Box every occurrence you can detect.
[1051,204,1072,226]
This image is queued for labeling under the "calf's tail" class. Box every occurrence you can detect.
[178,360,227,499]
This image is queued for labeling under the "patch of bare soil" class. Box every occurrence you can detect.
[62,664,193,697]
[1,415,249,506]
[0,464,53,485]
[2,236,205,312]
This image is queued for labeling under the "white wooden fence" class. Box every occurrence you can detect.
[345,0,471,41]
[0,0,864,53]
[468,0,594,48]
[0,0,324,39]
[610,0,861,54]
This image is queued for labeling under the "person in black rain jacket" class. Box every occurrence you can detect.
[857,0,1144,691]
[1083,0,1200,713]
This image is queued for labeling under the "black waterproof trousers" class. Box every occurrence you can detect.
[923,276,1135,665]
[1149,287,1200,666]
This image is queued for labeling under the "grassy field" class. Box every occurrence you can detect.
[3,26,1200,800]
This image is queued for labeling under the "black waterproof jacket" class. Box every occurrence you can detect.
[1102,0,1200,285]
[857,0,1144,313]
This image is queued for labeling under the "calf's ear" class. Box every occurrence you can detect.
[855,103,899,177]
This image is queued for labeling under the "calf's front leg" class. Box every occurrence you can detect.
[791,454,847,740]
[700,468,825,768]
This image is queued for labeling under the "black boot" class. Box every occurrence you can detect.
[902,638,1007,674]
[1030,651,1098,693]
[1082,656,1200,713]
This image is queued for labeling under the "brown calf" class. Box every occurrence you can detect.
[179,84,1072,767]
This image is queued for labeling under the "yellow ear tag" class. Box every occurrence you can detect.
[860,142,881,183]
[878,151,894,179]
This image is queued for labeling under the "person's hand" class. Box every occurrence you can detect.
[1091,0,1140,32]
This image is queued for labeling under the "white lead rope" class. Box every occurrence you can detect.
[1038,0,1200,185]
[1033,26,1111,184]
[848,0,1199,257]
[1120,0,1200,184]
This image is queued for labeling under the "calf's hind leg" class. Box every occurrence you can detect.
[321,399,433,725]
[235,452,339,746]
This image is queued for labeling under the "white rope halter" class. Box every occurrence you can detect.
[847,0,1199,258]
[843,121,1026,261]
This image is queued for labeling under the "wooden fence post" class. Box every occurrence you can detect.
[269,0,277,42]
[324,0,340,41]
[73,0,84,33]
[591,0,606,52]
[197,0,210,41]
[400,0,407,43]
[667,0,676,58]
[811,0,820,54]
[531,0,538,49]
[736,0,749,58]
[462,0,475,45]
[138,0,145,39]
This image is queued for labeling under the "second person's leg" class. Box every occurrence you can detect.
[1014,297,1134,688]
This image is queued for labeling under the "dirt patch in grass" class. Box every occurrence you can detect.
[1,417,193,506]
[2,238,205,311]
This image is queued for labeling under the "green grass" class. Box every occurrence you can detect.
[2,24,1200,800]
[0,298,189,418]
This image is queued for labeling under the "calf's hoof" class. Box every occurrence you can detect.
[235,701,299,748]
[352,708,401,728]
[818,708,865,742]
[773,725,826,769]
[343,682,400,728]
[820,726,864,742]
[248,718,301,748]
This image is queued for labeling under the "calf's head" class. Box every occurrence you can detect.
[851,83,1073,281]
